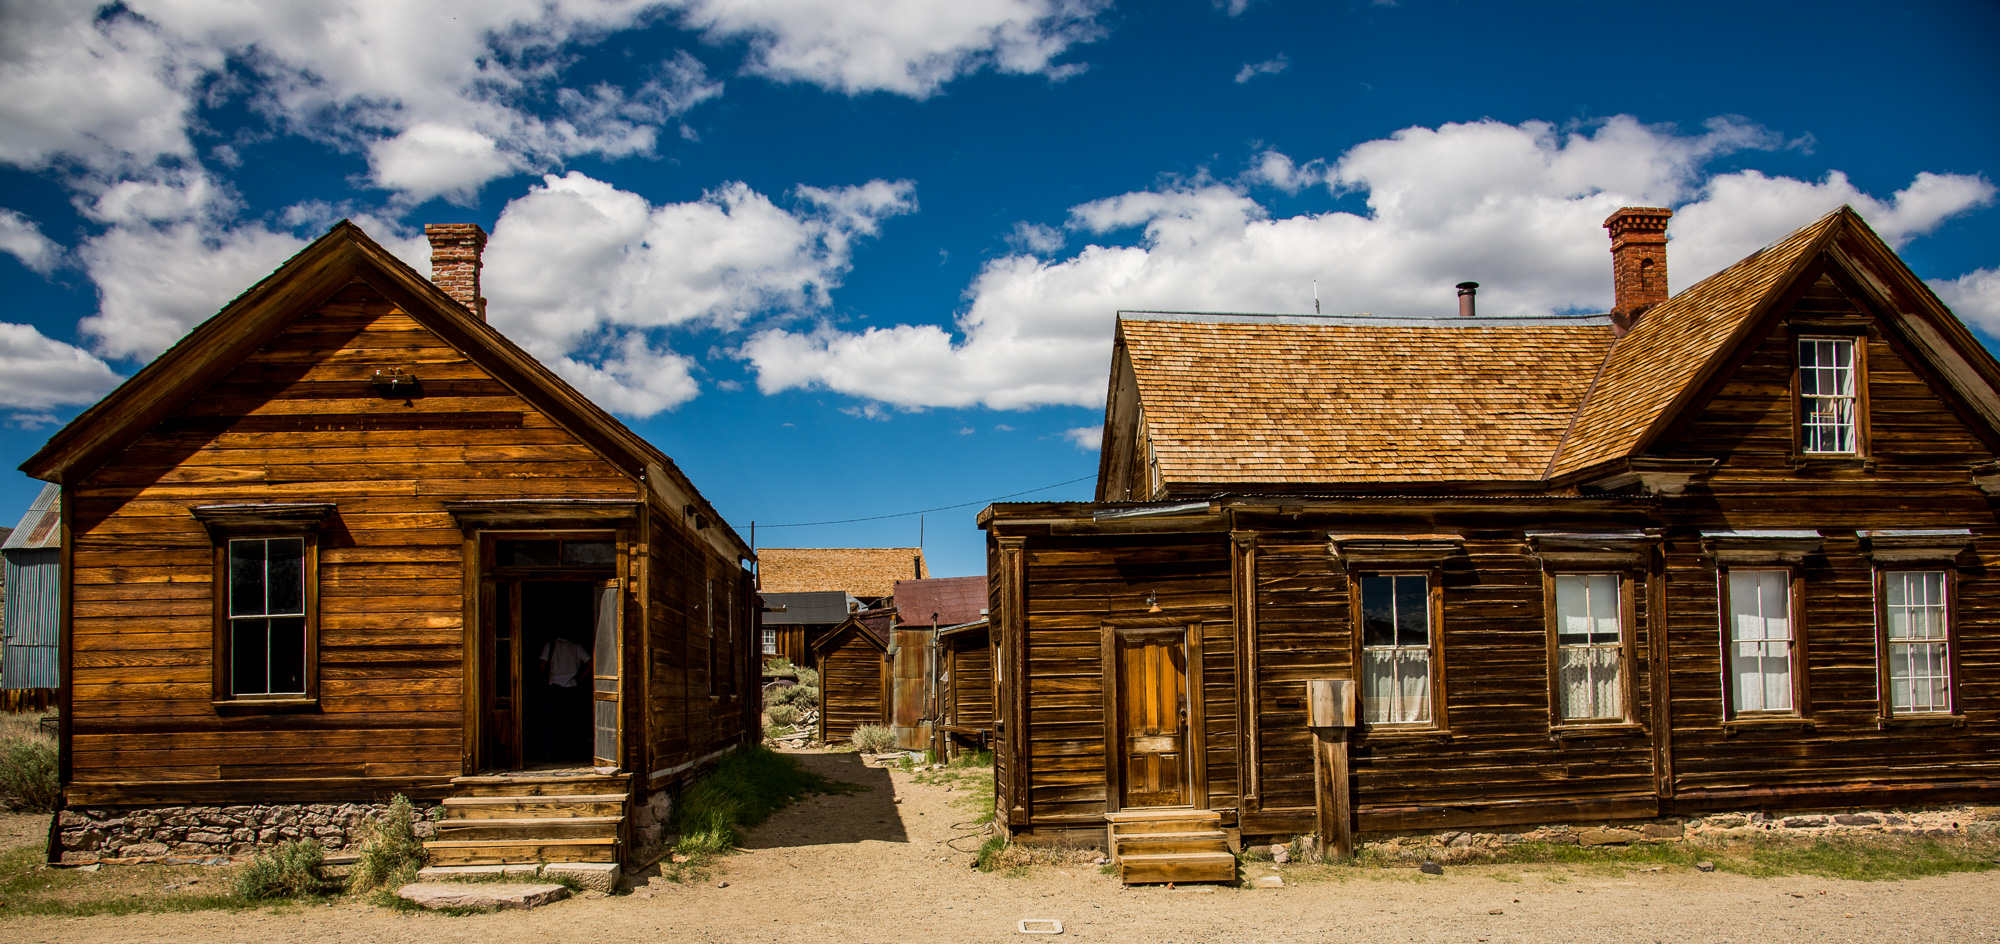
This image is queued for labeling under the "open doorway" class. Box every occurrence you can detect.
[478,534,621,772]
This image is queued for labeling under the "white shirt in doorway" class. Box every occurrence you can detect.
[541,637,591,688]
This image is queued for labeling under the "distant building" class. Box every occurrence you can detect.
[2,482,61,691]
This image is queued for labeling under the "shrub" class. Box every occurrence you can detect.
[766,704,802,726]
[0,712,58,812]
[348,795,428,891]
[235,840,335,900]
[850,725,896,754]
[793,668,819,689]
[778,685,819,708]
[767,658,794,674]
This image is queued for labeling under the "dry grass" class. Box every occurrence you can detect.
[0,711,58,812]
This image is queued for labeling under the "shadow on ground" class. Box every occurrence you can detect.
[739,751,908,848]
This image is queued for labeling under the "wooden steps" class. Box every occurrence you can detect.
[425,772,630,870]
[1106,809,1237,885]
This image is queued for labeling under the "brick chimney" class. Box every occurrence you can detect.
[425,223,487,320]
[1604,206,1672,335]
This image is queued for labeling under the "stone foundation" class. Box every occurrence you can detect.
[628,789,676,863]
[56,801,442,863]
[1344,805,2000,864]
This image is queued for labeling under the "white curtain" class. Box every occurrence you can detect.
[1362,648,1431,724]
[1555,574,1621,721]
[1885,571,1949,712]
[1729,570,1792,712]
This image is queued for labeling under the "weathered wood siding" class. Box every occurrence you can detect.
[1652,275,2000,807]
[944,633,994,731]
[65,281,637,802]
[818,630,886,744]
[642,504,754,783]
[1021,535,1233,826]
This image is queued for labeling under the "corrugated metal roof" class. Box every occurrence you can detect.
[891,576,987,628]
[761,590,859,625]
[1,483,60,551]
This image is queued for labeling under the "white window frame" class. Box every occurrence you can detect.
[1721,567,1802,717]
[1548,573,1632,725]
[1877,569,1954,716]
[762,627,777,656]
[1798,336,1859,455]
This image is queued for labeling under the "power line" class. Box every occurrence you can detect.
[755,473,1095,529]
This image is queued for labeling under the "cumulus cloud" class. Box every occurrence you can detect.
[0,322,123,412]
[674,0,1107,97]
[742,115,1995,412]
[1007,221,1066,254]
[1931,268,2000,336]
[1063,425,1102,450]
[0,209,62,274]
[1234,54,1287,83]
[480,171,915,416]
[77,220,307,360]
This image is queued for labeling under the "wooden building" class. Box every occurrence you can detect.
[886,575,988,751]
[3,482,62,692]
[19,221,760,869]
[812,609,893,745]
[982,207,2000,882]
[758,590,858,668]
[756,546,929,608]
[936,617,994,758]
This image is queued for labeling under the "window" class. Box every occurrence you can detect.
[1552,574,1625,723]
[228,537,308,696]
[1724,569,1796,714]
[1880,570,1952,715]
[762,628,777,656]
[193,502,331,706]
[1799,337,1858,454]
[1358,574,1435,725]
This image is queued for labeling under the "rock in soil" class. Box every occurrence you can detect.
[396,883,569,911]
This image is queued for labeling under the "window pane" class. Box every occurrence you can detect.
[1362,648,1430,724]
[1728,570,1792,712]
[265,538,304,615]
[233,618,270,695]
[1360,576,1395,648]
[267,616,307,695]
[497,540,559,568]
[1555,575,1589,643]
[1394,576,1428,647]
[1586,575,1620,643]
[562,541,616,567]
[1558,645,1621,721]
[229,540,266,617]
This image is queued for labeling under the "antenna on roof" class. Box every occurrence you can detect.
[1312,279,1320,315]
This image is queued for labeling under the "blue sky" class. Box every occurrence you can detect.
[2,0,1997,578]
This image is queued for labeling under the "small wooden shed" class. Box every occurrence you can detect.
[2,482,62,692]
[935,618,993,757]
[812,609,891,745]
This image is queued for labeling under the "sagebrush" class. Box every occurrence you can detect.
[0,712,58,812]
[766,704,802,726]
[850,725,895,753]
[347,794,429,891]
[234,840,336,900]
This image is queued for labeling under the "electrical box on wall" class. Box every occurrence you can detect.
[1305,679,1356,728]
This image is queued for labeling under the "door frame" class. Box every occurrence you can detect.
[1100,616,1207,816]
[466,528,626,773]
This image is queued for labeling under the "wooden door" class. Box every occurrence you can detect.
[479,580,524,769]
[591,580,621,768]
[1117,630,1190,808]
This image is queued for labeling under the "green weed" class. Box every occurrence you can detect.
[233,840,337,900]
[346,795,428,892]
[661,745,857,879]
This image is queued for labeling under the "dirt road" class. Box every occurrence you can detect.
[6,749,1997,943]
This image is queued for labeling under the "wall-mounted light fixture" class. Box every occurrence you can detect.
[371,367,417,395]
[1146,592,1161,613]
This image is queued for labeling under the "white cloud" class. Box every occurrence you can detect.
[0,209,62,274]
[673,0,1107,97]
[1234,54,1287,84]
[1931,268,2000,336]
[1063,425,1102,450]
[1007,221,1066,254]
[742,115,1996,412]
[0,322,123,410]
[1243,150,1323,193]
[78,219,306,360]
[481,171,915,416]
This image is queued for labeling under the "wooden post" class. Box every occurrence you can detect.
[1305,679,1355,861]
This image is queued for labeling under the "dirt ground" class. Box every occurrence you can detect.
[4,748,1999,944]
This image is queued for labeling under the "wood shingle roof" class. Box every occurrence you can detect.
[756,547,928,598]
[1121,314,1613,485]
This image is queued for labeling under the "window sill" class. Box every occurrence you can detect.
[1550,723,1645,740]
[1877,713,1966,730]
[1358,726,1453,744]
[1791,455,1874,473]
[1722,715,1813,735]
[212,697,319,715]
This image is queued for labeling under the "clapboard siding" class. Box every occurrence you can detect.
[818,629,886,744]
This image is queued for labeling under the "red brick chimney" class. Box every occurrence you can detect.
[425,223,487,320]
[1604,206,1672,335]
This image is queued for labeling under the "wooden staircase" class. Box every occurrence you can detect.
[424,772,630,870]
[1106,808,1238,885]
